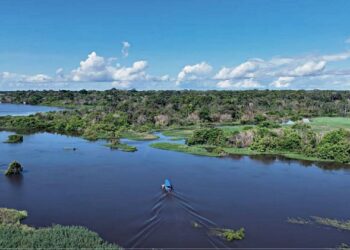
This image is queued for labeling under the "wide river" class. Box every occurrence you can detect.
[0,104,349,248]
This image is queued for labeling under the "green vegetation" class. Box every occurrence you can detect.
[0,208,119,249]
[5,161,23,176]
[310,117,350,133]
[288,216,350,231]
[106,139,137,152]
[0,90,349,164]
[120,130,158,140]
[187,128,225,146]
[176,124,350,164]
[150,142,220,157]
[287,217,312,225]
[311,216,350,231]
[0,208,27,224]
[211,227,245,242]
[5,134,23,143]
[161,128,195,139]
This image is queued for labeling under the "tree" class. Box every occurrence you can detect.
[5,161,23,176]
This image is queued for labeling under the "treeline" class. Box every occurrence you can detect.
[186,125,350,163]
[1,90,350,127]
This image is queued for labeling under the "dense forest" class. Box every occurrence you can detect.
[1,90,350,126]
[0,90,350,163]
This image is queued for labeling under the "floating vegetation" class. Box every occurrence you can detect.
[0,208,27,224]
[4,161,23,176]
[288,216,350,231]
[0,208,120,249]
[311,216,350,231]
[287,217,312,225]
[211,227,245,242]
[106,142,137,152]
[4,134,23,143]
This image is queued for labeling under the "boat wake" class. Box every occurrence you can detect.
[127,190,228,248]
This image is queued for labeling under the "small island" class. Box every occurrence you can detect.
[5,161,23,176]
[5,134,23,143]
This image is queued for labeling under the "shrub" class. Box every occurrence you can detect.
[317,129,350,163]
[5,161,23,176]
[5,134,23,143]
[186,128,225,146]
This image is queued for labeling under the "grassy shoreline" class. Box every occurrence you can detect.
[0,208,120,249]
[150,142,338,164]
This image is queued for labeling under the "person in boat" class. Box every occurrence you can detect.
[161,179,173,192]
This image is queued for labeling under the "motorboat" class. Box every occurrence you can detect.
[161,179,173,192]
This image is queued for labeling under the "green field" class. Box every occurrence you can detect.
[150,142,220,157]
[309,117,350,132]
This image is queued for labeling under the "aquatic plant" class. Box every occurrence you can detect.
[5,161,23,176]
[211,227,245,241]
[5,134,23,143]
[288,216,350,231]
[311,216,350,231]
[106,141,137,152]
[0,208,120,249]
[0,208,27,224]
[287,217,311,225]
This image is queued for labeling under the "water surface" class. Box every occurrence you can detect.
[1,131,350,248]
[0,104,350,248]
[0,103,62,116]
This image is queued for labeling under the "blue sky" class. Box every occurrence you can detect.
[1,0,350,90]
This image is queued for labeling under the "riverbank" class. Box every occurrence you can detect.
[150,142,339,164]
[0,208,120,249]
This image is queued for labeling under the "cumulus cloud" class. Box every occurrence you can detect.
[217,79,261,89]
[2,45,350,90]
[270,76,295,88]
[288,60,326,77]
[176,62,212,84]
[121,41,131,57]
[214,59,263,80]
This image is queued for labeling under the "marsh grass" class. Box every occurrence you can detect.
[0,208,27,224]
[288,216,350,231]
[0,208,120,249]
[121,131,159,141]
[311,216,350,231]
[150,142,219,157]
[287,217,312,225]
[106,142,137,152]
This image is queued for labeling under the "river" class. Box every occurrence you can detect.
[0,104,349,248]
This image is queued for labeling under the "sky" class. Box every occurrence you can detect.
[1,0,350,90]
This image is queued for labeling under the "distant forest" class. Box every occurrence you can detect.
[1,90,349,126]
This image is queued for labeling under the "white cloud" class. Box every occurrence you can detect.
[214,59,262,80]
[345,38,350,44]
[321,51,350,61]
[270,76,294,88]
[217,79,261,89]
[176,62,212,84]
[121,41,130,57]
[23,74,52,83]
[71,52,109,81]
[289,60,326,76]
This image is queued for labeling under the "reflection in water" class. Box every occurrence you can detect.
[5,174,24,188]
[0,130,350,248]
